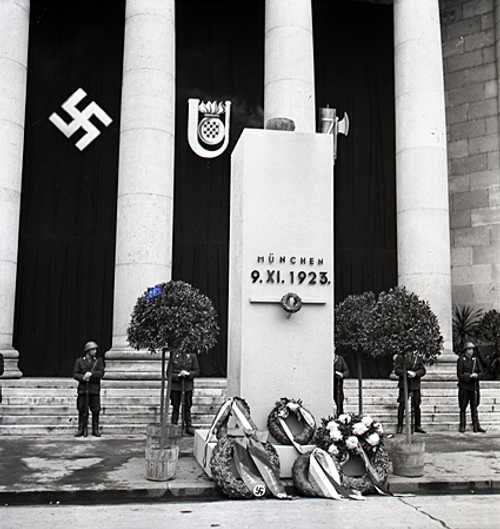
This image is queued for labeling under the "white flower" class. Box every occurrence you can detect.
[326,420,338,431]
[346,436,359,450]
[352,422,368,436]
[287,401,300,412]
[328,444,339,456]
[338,414,351,425]
[330,429,343,441]
[366,433,380,446]
[361,415,374,427]
[326,420,343,441]
[373,422,384,435]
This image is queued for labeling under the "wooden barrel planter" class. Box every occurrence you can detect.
[390,439,425,477]
[145,423,182,481]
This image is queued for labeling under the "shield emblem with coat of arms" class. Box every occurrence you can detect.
[187,99,231,158]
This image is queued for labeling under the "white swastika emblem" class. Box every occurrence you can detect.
[49,88,113,151]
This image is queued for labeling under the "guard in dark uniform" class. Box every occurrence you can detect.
[333,350,349,416]
[169,349,200,436]
[457,342,486,433]
[73,341,104,437]
[0,352,4,403]
[394,351,426,434]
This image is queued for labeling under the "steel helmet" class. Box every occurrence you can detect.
[462,341,476,353]
[83,341,98,353]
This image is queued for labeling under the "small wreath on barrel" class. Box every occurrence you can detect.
[267,397,316,445]
[215,397,252,439]
[280,292,303,314]
[314,413,390,494]
[210,435,281,499]
[292,450,342,497]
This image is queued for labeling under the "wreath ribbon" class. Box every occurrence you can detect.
[203,398,256,468]
[308,448,363,501]
[355,445,390,496]
[285,402,315,429]
[278,417,309,454]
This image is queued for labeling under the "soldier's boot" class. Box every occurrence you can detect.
[413,406,426,434]
[82,413,89,437]
[171,406,179,425]
[472,407,486,433]
[184,408,194,436]
[74,413,85,437]
[459,410,466,433]
[92,414,102,437]
[396,405,404,434]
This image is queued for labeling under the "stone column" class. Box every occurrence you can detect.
[0,0,29,378]
[264,0,315,132]
[105,0,175,379]
[394,0,454,367]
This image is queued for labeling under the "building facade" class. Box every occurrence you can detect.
[0,0,498,381]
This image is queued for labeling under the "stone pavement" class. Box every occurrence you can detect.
[0,432,499,504]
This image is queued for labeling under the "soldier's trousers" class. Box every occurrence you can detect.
[170,390,193,426]
[397,390,422,427]
[77,394,100,415]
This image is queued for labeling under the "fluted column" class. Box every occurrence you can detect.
[0,0,30,378]
[264,0,315,132]
[394,0,454,367]
[106,0,175,379]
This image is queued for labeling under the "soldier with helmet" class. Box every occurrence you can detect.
[73,341,104,437]
[457,341,486,433]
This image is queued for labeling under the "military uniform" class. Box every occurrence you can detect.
[333,354,349,416]
[0,352,4,403]
[73,342,104,437]
[457,343,486,433]
[169,350,200,435]
[394,351,426,433]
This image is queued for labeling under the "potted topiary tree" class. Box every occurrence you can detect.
[334,291,376,415]
[364,286,443,477]
[128,280,219,481]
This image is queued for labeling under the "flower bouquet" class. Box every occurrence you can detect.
[315,413,390,493]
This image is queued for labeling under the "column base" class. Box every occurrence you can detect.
[0,347,23,378]
[426,350,457,381]
[104,347,166,380]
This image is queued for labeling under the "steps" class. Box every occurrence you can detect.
[343,379,500,432]
[0,378,227,436]
[1,377,499,435]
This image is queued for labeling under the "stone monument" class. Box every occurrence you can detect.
[227,127,334,428]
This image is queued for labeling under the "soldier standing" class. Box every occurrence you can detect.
[394,350,426,434]
[0,352,4,403]
[73,341,104,437]
[333,350,349,416]
[457,342,486,433]
[169,349,200,436]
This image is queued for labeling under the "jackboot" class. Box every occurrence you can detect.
[459,410,466,433]
[74,413,85,437]
[171,406,179,425]
[92,414,102,437]
[413,406,426,434]
[471,407,486,433]
[184,408,194,436]
[82,413,89,437]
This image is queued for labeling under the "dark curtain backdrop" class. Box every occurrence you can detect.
[173,0,265,377]
[315,1,397,377]
[13,0,125,376]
